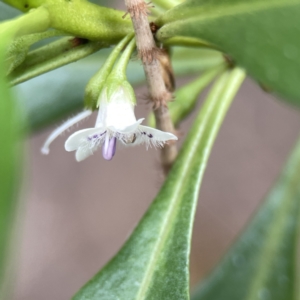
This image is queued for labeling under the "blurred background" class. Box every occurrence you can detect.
[8,1,300,299]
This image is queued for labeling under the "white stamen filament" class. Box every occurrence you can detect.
[41,110,92,155]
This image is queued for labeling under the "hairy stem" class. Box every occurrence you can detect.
[2,0,132,43]
[85,33,134,110]
[124,0,177,173]
[10,38,104,85]
[0,6,50,39]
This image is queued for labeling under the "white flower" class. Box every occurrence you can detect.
[64,86,178,162]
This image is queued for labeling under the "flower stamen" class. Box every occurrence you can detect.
[102,135,117,160]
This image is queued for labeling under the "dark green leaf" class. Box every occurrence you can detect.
[191,135,300,300]
[157,0,300,104]
[73,68,245,300]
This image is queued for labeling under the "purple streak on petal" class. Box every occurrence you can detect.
[87,131,106,141]
[102,137,117,161]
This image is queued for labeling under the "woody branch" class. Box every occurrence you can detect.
[124,0,178,173]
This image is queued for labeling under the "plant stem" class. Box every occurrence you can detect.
[125,0,177,173]
[10,39,104,85]
[113,36,136,79]
[162,36,216,48]
[85,33,134,110]
[12,29,66,48]
[2,0,132,43]
[0,6,50,40]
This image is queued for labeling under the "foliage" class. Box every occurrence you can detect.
[157,0,300,104]
[73,68,245,300]
[0,0,299,299]
[192,136,300,300]
[0,28,21,298]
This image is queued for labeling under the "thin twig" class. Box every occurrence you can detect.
[124,0,177,173]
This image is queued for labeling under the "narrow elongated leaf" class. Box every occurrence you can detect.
[0,35,21,297]
[157,0,300,104]
[191,135,300,300]
[73,68,245,300]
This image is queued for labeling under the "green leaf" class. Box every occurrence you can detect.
[73,68,245,300]
[157,0,300,104]
[0,35,21,297]
[17,47,223,131]
[191,135,300,300]
[172,47,224,76]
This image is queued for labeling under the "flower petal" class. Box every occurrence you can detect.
[109,118,144,134]
[135,125,178,148]
[100,87,137,130]
[75,147,94,162]
[65,127,105,151]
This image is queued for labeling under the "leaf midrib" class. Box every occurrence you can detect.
[135,83,225,300]
[245,163,300,300]
[135,118,207,299]
[134,71,234,299]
